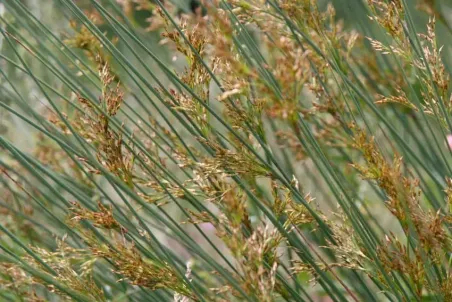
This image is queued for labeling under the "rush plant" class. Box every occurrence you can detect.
[1,0,452,301]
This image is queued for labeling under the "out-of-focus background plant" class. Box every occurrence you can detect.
[1,0,452,301]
